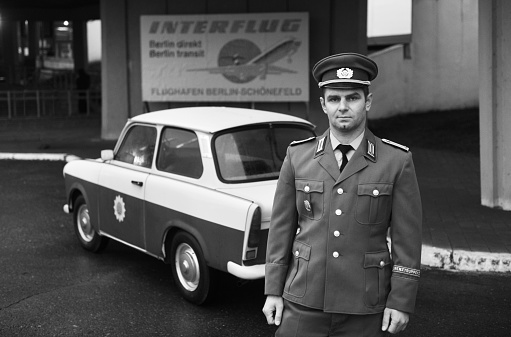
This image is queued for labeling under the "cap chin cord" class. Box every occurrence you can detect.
[318,79,371,88]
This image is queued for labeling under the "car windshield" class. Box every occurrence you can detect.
[214,124,315,183]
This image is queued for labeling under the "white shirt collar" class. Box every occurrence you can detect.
[330,130,365,151]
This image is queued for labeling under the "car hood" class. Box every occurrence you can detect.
[216,181,278,223]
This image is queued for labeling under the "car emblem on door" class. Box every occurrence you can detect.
[113,195,126,222]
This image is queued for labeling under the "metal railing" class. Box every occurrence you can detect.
[0,90,101,118]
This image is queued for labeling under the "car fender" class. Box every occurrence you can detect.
[63,159,104,230]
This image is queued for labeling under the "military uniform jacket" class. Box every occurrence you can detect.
[265,128,422,314]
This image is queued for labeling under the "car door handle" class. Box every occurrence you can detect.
[131,180,143,187]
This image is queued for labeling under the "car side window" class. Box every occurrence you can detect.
[114,125,157,168]
[156,127,203,179]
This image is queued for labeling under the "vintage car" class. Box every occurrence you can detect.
[63,106,315,304]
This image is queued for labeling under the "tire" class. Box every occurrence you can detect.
[170,231,213,305]
[73,195,109,253]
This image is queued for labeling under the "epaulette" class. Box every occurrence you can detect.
[290,137,315,146]
[382,139,409,152]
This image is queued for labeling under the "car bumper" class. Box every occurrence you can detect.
[227,261,265,280]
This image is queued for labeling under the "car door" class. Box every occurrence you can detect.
[98,124,157,249]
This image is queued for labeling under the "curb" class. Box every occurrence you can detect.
[3,152,511,273]
[0,152,81,162]
[421,245,511,273]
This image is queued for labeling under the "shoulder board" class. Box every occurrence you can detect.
[382,139,409,152]
[290,137,315,146]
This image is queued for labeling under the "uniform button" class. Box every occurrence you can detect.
[304,186,310,192]
[337,188,344,195]
[295,251,300,257]
[373,189,379,196]
[335,209,342,216]
[333,252,339,258]
[380,260,385,267]
[296,227,301,235]
[334,231,340,237]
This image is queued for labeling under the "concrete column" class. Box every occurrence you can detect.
[100,0,130,140]
[479,0,511,210]
[73,20,88,71]
[330,0,368,55]
[0,21,19,85]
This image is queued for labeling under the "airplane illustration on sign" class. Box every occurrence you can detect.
[188,38,301,83]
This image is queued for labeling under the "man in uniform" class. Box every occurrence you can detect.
[262,53,422,336]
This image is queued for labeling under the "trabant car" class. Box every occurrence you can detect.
[63,107,315,304]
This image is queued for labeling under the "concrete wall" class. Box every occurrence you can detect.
[369,0,479,119]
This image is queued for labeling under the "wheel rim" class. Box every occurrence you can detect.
[174,243,200,292]
[77,204,94,243]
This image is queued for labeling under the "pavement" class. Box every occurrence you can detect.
[1,109,511,273]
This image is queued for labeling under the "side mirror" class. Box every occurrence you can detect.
[101,150,114,161]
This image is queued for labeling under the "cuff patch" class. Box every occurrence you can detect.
[393,265,420,278]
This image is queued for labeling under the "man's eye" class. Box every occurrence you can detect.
[347,95,360,101]
[328,97,340,102]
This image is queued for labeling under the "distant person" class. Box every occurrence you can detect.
[76,68,91,114]
[262,53,423,336]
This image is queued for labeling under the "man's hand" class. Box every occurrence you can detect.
[381,307,409,334]
[262,295,284,326]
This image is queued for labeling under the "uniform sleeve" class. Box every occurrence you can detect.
[264,147,299,296]
[386,152,423,313]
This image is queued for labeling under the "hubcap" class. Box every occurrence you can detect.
[175,243,200,291]
[77,204,94,242]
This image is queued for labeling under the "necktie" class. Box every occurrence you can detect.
[337,144,353,173]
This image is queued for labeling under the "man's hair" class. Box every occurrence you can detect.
[321,86,370,100]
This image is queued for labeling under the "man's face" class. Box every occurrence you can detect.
[320,88,372,135]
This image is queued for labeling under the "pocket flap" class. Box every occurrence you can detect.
[295,180,323,193]
[292,240,311,261]
[358,183,393,197]
[364,250,391,268]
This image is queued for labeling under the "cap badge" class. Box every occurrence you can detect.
[337,68,353,79]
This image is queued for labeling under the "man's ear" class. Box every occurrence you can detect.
[365,93,373,111]
[320,97,326,113]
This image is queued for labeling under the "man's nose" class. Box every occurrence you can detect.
[338,98,348,111]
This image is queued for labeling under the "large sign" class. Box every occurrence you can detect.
[140,13,309,102]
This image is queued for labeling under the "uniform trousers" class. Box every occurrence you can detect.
[275,300,388,337]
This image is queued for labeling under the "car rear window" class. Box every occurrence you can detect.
[156,127,203,179]
[214,124,315,183]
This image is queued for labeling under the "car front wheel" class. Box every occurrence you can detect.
[170,231,213,305]
[73,195,108,253]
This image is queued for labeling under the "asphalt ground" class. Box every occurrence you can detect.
[1,108,510,272]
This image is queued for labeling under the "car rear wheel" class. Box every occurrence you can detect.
[73,195,109,253]
[170,231,213,305]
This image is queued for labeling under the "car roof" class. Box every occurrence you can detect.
[129,107,314,133]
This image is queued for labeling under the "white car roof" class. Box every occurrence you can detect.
[129,107,314,133]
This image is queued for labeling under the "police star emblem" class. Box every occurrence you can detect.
[113,195,126,222]
[337,68,353,79]
[304,200,312,212]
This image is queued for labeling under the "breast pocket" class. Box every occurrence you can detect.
[355,183,393,225]
[295,180,324,220]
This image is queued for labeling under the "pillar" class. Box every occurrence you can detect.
[73,20,88,71]
[330,0,368,55]
[100,0,130,139]
[479,0,511,210]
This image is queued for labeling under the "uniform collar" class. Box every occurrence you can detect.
[314,128,378,182]
[363,129,377,162]
[316,129,377,160]
[329,130,365,154]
